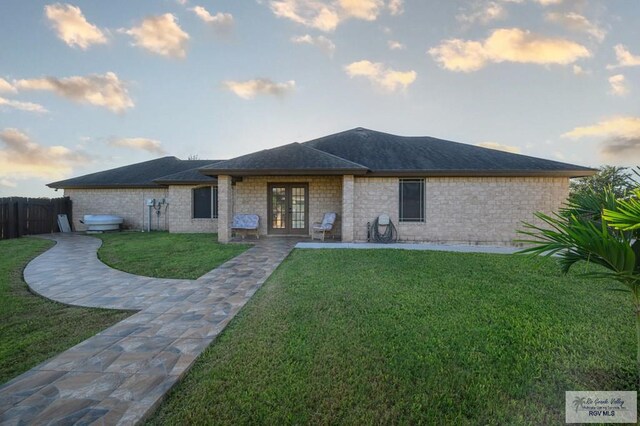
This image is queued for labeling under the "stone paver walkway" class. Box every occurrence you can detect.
[0,234,297,425]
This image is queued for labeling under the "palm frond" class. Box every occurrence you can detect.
[517,211,636,276]
[562,186,618,221]
[603,189,640,231]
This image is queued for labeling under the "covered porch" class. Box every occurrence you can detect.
[215,174,357,243]
[198,141,368,244]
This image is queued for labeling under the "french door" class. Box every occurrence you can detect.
[268,183,309,235]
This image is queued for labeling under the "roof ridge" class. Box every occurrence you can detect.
[299,143,369,169]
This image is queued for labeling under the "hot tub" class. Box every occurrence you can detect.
[81,215,124,232]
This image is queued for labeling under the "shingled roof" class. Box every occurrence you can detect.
[152,167,218,185]
[199,142,369,176]
[49,128,596,188]
[48,157,220,189]
[300,128,596,177]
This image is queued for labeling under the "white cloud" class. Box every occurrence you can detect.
[269,0,399,31]
[562,117,640,163]
[429,39,487,72]
[108,137,167,155]
[429,28,590,72]
[572,64,585,75]
[0,97,48,113]
[563,117,640,140]
[223,78,296,99]
[0,128,90,180]
[388,40,405,50]
[0,78,17,93]
[564,117,640,162]
[270,0,340,31]
[608,74,628,96]
[476,141,521,153]
[345,60,416,92]
[607,44,640,70]
[388,0,404,15]
[545,12,605,42]
[457,1,506,25]
[15,72,133,113]
[291,34,336,56]
[44,3,107,49]
[190,6,234,33]
[122,14,189,58]
[338,0,383,20]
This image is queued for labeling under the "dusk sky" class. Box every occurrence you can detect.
[0,0,638,197]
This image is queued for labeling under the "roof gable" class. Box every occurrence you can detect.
[199,142,368,176]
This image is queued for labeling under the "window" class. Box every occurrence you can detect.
[399,179,425,222]
[192,186,218,219]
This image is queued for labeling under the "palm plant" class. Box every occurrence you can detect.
[518,186,640,388]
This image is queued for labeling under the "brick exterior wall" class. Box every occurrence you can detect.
[65,185,218,233]
[64,188,168,231]
[232,176,343,237]
[167,185,218,233]
[352,176,569,245]
[67,176,568,245]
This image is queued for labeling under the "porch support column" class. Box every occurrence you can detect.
[342,174,355,242]
[218,175,233,243]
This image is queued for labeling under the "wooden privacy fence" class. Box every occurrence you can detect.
[0,197,72,240]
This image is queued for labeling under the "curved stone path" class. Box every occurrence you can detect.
[0,234,297,425]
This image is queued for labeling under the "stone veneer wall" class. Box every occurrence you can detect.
[233,176,343,236]
[352,176,570,245]
[167,185,218,233]
[64,188,168,231]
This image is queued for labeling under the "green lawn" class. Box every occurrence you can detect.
[97,232,250,279]
[149,249,636,425]
[0,238,130,385]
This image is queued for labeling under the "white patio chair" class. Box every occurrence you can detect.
[311,212,337,241]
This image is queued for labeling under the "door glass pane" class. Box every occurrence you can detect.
[291,186,306,229]
[271,187,286,229]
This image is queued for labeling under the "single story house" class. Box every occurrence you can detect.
[49,128,596,245]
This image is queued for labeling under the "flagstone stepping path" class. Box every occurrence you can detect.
[0,233,297,425]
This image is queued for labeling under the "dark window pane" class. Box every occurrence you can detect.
[193,187,212,218]
[399,179,424,222]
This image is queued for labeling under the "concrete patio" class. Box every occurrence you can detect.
[0,234,297,425]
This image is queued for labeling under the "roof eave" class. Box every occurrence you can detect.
[153,179,218,185]
[364,169,598,178]
[47,183,167,189]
